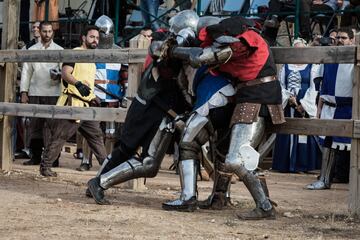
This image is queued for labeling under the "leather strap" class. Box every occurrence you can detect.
[237,75,276,88]
[323,100,336,108]
[95,79,118,85]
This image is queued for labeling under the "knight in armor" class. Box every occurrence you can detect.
[159,15,236,212]
[161,65,236,212]
[77,15,128,171]
[162,16,285,219]
[85,12,198,204]
[306,28,354,190]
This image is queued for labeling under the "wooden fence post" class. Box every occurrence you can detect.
[350,33,360,217]
[127,34,151,98]
[0,0,20,170]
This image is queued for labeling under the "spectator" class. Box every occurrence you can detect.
[39,25,107,177]
[303,0,340,38]
[263,0,339,45]
[310,28,338,46]
[306,27,354,190]
[140,0,161,31]
[272,38,322,173]
[25,21,41,49]
[174,0,193,10]
[77,16,127,171]
[140,28,153,41]
[15,21,42,159]
[329,28,339,42]
[340,0,359,27]
[20,21,63,166]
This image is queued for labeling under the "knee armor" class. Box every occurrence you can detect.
[225,118,265,172]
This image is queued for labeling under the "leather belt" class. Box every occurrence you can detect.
[323,100,336,108]
[95,79,118,85]
[237,75,277,88]
[324,99,353,108]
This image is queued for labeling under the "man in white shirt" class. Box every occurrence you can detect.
[20,21,63,166]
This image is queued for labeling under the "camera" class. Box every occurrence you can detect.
[319,37,334,46]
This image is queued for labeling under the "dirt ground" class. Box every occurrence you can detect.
[0,147,359,240]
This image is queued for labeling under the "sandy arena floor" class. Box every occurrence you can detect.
[0,149,359,240]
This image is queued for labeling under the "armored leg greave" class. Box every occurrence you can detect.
[306,147,335,190]
[223,119,275,218]
[235,166,272,211]
[198,169,233,210]
[177,113,212,198]
[162,158,198,211]
[163,113,212,211]
[179,159,197,201]
[99,120,173,189]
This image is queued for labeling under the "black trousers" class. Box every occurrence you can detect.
[101,87,187,174]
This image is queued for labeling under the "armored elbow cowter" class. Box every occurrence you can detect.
[170,46,233,68]
[195,46,233,67]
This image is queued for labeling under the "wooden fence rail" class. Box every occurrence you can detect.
[0,103,128,122]
[0,102,355,138]
[0,49,148,63]
[0,46,356,64]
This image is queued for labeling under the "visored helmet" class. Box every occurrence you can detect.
[95,15,115,49]
[95,15,114,35]
[196,16,221,35]
[169,10,199,34]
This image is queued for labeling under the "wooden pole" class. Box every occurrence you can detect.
[0,0,20,170]
[349,33,360,217]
